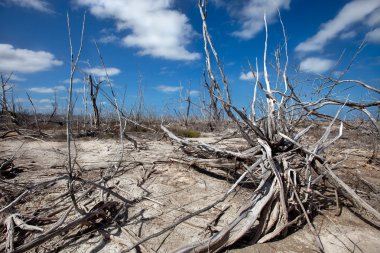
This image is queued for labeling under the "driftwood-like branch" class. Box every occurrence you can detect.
[0,190,29,214]
[174,176,277,252]
[279,131,380,221]
[77,178,134,205]
[11,201,118,253]
[161,124,259,160]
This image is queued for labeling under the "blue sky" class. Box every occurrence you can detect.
[0,0,379,115]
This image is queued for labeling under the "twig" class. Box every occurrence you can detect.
[289,178,324,252]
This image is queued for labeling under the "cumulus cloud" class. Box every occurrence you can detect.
[74,0,200,61]
[296,0,380,53]
[240,71,254,81]
[366,28,380,43]
[156,85,181,93]
[189,90,199,96]
[29,86,66,94]
[2,83,14,91]
[10,74,26,82]
[0,44,62,73]
[299,57,335,73]
[2,73,26,82]
[365,7,380,26]
[63,78,82,84]
[332,70,344,78]
[73,88,85,94]
[239,71,262,81]
[98,34,119,44]
[340,31,357,40]
[38,98,53,103]
[1,0,53,13]
[212,0,291,39]
[83,67,121,77]
[15,98,27,103]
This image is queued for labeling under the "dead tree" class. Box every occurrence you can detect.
[202,66,220,124]
[2,13,136,253]
[180,82,192,127]
[136,1,380,251]
[47,92,59,124]
[1,73,13,113]
[88,74,101,128]
[185,90,191,126]
[311,76,380,163]
[25,92,41,133]
[66,11,86,215]
[135,72,145,122]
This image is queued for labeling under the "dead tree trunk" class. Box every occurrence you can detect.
[1,73,12,112]
[203,66,220,126]
[26,92,41,133]
[185,89,191,127]
[88,75,100,128]
[1,82,7,112]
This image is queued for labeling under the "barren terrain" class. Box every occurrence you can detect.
[1,126,379,252]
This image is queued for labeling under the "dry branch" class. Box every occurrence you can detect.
[161,125,258,160]
[11,202,118,253]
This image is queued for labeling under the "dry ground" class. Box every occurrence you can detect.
[1,127,379,252]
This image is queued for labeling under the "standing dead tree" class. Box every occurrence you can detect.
[202,66,221,125]
[88,74,101,128]
[2,13,139,253]
[133,1,380,251]
[1,73,13,113]
[66,11,87,215]
[25,92,41,134]
[135,72,145,123]
[178,82,192,127]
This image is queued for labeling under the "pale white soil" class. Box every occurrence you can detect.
[1,130,379,252]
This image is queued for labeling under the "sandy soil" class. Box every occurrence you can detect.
[0,129,379,252]
[233,208,380,253]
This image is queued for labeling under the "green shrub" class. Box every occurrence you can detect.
[175,128,201,138]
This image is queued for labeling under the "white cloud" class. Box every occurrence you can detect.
[189,90,199,96]
[83,67,121,77]
[159,66,175,75]
[239,71,262,81]
[2,0,52,13]
[74,88,84,94]
[340,31,357,40]
[332,70,344,78]
[98,34,119,44]
[74,0,200,61]
[63,78,82,84]
[29,86,66,94]
[0,44,62,73]
[240,71,254,81]
[366,28,380,43]
[299,57,335,73]
[15,98,27,103]
[7,74,26,82]
[365,8,380,26]
[38,98,53,103]
[156,85,181,93]
[213,0,291,39]
[0,73,25,83]
[296,0,380,53]
[3,83,14,90]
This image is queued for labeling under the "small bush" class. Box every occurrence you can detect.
[174,128,201,138]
